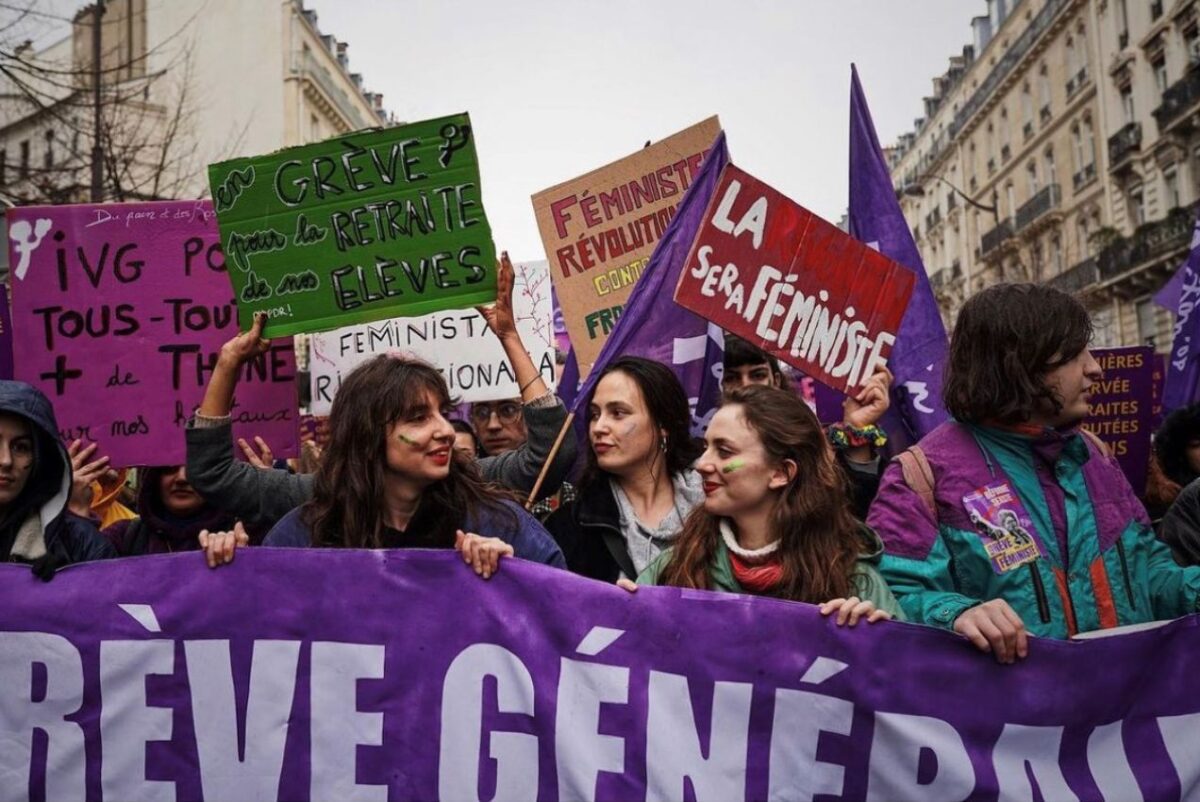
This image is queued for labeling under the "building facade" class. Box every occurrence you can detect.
[890,0,1196,352]
[0,0,389,208]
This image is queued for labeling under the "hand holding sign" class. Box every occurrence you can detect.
[475,252,518,342]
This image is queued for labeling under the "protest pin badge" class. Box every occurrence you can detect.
[673,164,916,396]
[207,113,497,338]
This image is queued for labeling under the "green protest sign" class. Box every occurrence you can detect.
[207,113,496,336]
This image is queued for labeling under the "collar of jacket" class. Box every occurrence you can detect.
[969,421,1091,469]
[573,479,638,580]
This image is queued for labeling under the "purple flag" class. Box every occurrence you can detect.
[1156,260,1187,314]
[848,65,950,445]
[4,549,1200,800]
[1163,213,1200,412]
[569,133,730,436]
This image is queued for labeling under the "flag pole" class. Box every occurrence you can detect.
[524,412,576,510]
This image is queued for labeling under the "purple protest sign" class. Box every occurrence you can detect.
[1083,347,1154,495]
[0,284,12,380]
[3,549,1200,801]
[7,202,297,465]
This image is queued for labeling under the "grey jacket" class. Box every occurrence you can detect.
[185,399,577,529]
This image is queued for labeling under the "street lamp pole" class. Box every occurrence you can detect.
[903,174,999,227]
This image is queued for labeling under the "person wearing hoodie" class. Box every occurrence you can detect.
[629,385,901,624]
[0,381,114,577]
[186,255,576,529]
[101,466,235,556]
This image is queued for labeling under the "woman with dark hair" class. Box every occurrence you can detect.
[201,356,564,578]
[450,418,483,460]
[1145,404,1200,521]
[0,381,113,577]
[631,385,900,623]
[870,283,1200,660]
[544,356,704,582]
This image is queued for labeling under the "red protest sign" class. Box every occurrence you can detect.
[673,165,915,394]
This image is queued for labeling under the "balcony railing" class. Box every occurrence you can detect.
[1047,257,1098,294]
[1097,207,1195,281]
[1107,122,1142,169]
[1073,162,1097,192]
[1015,184,1062,231]
[1065,68,1089,99]
[1155,64,1200,133]
[981,218,1015,257]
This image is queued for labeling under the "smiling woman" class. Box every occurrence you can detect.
[198,355,565,578]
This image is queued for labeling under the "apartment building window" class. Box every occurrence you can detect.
[1030,239,1044,278]
[44,130,54,169]
[1184,20,1200,66]
[18,139,29,179]
[1119,85,1135,124]
[1083,117,1097,166]
[1038,63,1052,118]
[1136,297,1162,348]
[1128,184,1146,227]
[1152,54,1169,95]
[999,107,1010,155]
[1021,83,1034,139]
[1006,182,1016,220]
[1077,214,1091,257]
[1050,233,1063,275]
[1065,36,1076,80]
[1165,165,1181,210]
[1044,146,1057,184]
[1026,161,1039,195]
[1115,0,1129,48]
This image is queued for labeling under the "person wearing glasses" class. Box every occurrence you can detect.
[184,255,577,529]
[469,398,528,456]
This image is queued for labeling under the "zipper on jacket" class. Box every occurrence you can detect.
[1115,540,1137,611]
[1027,563,1051,624]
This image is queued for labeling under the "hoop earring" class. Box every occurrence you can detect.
[659,436,667,452]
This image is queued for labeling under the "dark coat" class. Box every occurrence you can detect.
[102,467,237,556]
[0,381,115,574]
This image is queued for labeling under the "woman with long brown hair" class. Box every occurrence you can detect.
[631,384,901,624]
[200,355,564,578]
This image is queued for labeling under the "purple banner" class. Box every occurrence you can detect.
[7,202,297,466]
[0,284,12,380]
[1084,347,1154,495]
[3,550,1200,801]
[1163,212,1200,412]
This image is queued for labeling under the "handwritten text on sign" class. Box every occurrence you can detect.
[673,165,915,395]
[532,117,720,375]
[4,550,1200,801]
[208,113,497,338]
[309,261,556,411]
[6,202,297,466]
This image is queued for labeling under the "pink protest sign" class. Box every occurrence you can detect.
[7,201,297,466]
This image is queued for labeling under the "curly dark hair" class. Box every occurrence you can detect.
[1154,404,1200,488]
[943,283,1093,425]
[581,356,702,487]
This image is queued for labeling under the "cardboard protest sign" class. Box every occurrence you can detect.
[0,284,12,380]
[309,260,555,412]
[673,164,916,395]
[1083,346,1154,494]
[7,202,297,466]
[532,117,721,376]
[208,113,496,338]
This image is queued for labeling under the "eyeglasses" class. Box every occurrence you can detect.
[470,402,522,425]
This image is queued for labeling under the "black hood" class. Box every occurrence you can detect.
[0,381,72,534]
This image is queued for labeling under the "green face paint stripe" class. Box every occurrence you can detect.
[722,459,746,474]
[398,433,419,445]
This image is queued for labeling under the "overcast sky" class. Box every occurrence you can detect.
[16,1,980,261]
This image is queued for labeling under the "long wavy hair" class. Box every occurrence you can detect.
[303,355,515,548]
[657,385,860,602]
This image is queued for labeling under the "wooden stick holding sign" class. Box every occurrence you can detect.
[525,412,576,510]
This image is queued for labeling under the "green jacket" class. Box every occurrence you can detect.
[869,421,1200,638]
[637,523,905,620]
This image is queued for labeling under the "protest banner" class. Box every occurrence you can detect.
[1083,346,1155,494]
[3,549,1200,801]
[308,260,555,411]
[0,284,12,380]
[208,113,497,338]
[7,202,297,466]
[673,164,916,396]
[532,116,721,376]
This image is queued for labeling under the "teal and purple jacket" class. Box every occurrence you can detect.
[868,421,1200,638]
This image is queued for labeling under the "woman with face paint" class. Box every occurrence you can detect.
[200,356,564,578]
[631,385,902,625]
[545,357,705,582]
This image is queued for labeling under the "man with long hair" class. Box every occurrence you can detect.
[870,284,1200,661]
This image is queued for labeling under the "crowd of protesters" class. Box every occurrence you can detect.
[5,275,1200,663]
